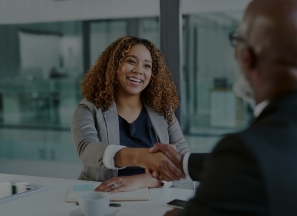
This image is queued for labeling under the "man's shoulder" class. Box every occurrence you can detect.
[212,132,249,155]
[215,115,297,164]
[217,124,272,151]
[212,126,272,160]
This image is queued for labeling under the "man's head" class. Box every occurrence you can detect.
[234,0,297,104]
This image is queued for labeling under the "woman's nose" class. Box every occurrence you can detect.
[132,66,143,74]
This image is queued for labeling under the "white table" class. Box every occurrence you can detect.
[0,173,195,216]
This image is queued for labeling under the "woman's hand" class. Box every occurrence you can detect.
[94,174,158,194]
[164,208,181,216]
[114,148,185,182]
[146,143,185,181]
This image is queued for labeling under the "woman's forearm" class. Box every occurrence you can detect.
[114,148,148,168]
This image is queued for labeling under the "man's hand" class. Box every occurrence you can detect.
[114,147,185,181]
[146,143,185,181]
[140,150,185,181]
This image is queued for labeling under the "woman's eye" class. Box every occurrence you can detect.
[144,65,151,68]
[127,60,135,64]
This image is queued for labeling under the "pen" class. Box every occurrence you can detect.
[75,203,121,207]
[109,203,121,207]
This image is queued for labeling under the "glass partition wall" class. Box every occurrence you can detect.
[0,22,83,129]
[0,0,251,171]
[0,21,84,161]
[0,18,159,162]
[181,11,252,153]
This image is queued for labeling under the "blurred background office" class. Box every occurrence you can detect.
[0,0,252,179]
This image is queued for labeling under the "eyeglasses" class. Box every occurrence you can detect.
[228,31,251,48]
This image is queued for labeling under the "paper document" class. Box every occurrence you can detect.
[65,184,151,202]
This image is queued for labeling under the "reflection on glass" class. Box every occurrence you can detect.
[142,18,159,48]
[182,11,253,152]
[90,20,127,66]
[0,17,159,161]
[90,18,159,64]
[0,22,83,129]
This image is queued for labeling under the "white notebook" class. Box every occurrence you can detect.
[0,180,53,204]
[66,184,151,202]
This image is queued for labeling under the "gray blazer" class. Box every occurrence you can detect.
[71,98,190,185]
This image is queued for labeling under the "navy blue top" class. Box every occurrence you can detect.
[118,107,158,176]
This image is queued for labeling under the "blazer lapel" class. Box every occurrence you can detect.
[103,101,120,146]
[251,91,297,126]
[103,102,169,145]
[144,103,169,144]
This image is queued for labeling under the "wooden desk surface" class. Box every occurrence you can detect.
[0,173,195,216]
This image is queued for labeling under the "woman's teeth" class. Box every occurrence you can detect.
[128,77,142,83]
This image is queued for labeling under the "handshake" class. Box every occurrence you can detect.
[140,143,186,182]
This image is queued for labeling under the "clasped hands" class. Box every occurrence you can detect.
[95,143,185,195]
[95,143,185,215]
[144,143,186,182]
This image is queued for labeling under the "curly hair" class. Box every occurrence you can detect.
[80,36,179,125]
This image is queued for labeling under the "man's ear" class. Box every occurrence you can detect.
[240,47,257,70]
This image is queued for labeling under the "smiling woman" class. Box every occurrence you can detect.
[116,44,153,107]
[71,36,190,194]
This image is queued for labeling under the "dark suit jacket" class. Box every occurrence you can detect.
[178,92,297,216]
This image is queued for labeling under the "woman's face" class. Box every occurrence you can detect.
[117,44,153,97]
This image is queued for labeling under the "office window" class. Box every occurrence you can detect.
[89,17,159,66]
[90,20,127,66]
[0,18,159,162]
[0,21,83,161]
[181,3,252,153]
[0,0,255,178]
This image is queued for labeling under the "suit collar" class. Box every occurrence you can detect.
[252,91,297,125]
[254,100,270,118]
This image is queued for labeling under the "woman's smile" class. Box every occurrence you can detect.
[126,76,144,86]
[117,44,152,96]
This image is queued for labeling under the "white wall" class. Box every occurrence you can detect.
[182,0,251,15]
[0,0,252,24]
[0,0,159,24]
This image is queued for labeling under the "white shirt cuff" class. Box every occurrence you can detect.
[103,145,127,169]
[161,180,172,188]
[183,153,191,177]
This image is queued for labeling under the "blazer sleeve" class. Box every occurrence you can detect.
[71,103,108,169]
[168,119,209,185]
[168,119,210,182]
[176,135,267,216]
[188,153,209,181]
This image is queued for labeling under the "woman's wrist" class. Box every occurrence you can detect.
[138,173,163,188]
[114,148,149,168]
[134,148,150,167]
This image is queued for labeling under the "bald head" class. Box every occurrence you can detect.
[240,0,297,65]
[235,0,297,103]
